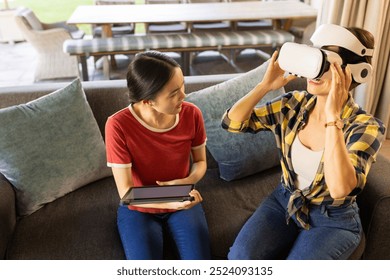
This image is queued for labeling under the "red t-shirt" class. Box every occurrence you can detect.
[105,101,206,213]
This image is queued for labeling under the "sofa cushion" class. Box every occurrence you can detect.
[186,61,283,181]
[0,79,111,216]
[6,177,124,260]
[197,166,281,258]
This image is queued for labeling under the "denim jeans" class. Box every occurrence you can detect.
[228,183,362,260]
[117,204,211,260]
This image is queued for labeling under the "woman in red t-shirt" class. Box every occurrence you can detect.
[105,51,210,259]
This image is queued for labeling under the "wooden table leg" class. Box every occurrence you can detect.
[101,24,113,79]
[182,52,190,76]
[272,19,293,31]
[79,56,89,81]
[282,19,293,31]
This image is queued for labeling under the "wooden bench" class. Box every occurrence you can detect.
[63,30,295,80]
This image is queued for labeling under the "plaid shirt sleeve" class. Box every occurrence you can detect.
[345,114,386,195]
[221,95,285,134]
[221,91,309,134]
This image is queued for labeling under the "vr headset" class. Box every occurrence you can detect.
[278,24,373,84]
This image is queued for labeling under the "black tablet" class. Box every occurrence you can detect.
[120,184,195,206]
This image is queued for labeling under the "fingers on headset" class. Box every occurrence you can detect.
[345,65,353,85]
[287,74,296,82]
[271,51,278,62]
[331,63,340,84]
[336,63,344,83]
[338,63,349,88]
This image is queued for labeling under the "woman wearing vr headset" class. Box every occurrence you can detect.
[222,24,385,259]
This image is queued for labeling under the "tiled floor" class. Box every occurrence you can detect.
[0,40,389,160]
[0,41,37,87]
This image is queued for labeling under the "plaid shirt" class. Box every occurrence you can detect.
[222,90,386,229]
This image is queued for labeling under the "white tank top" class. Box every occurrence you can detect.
[291,135,324,190]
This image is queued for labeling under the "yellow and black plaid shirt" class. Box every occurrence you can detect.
[222,90,386,229]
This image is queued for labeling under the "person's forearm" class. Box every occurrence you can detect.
[324,126,357,198]
[227,81,270,122]
[112,168,133,199]
[185,160,207,184]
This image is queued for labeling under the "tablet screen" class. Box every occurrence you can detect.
[120,184,195,205]
[131,184,194,199]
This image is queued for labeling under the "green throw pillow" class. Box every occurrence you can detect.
[186,61,283,181]
[0,79,111,216]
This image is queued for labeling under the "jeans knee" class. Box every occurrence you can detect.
[227,246,240,260]
[228,244,253,260]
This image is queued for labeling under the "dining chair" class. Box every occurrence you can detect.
[93,0,135,37]
[288,18,317,44]
[227,0,273,61]
[228,0,273,31]
[92,0,136,72]
[185,0,233,64]
[14,7,84,81]
[187,0,232,32]
[144,0,188,34]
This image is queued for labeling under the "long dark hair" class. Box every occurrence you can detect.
[126,51,180,103]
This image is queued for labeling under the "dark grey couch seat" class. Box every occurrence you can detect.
[6,177,123,260]
[4,164,281,260]
[197,166,281,259]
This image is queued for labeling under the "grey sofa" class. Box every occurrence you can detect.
[0,74,389,260]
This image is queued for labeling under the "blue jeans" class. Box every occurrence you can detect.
[117,204,211,260]
[228,183,362,260]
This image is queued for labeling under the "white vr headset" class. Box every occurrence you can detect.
[278,24,373,84]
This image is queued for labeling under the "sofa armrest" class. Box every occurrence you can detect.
[185,73,240,93]
[357,154,390,259]
[0,174,17,259]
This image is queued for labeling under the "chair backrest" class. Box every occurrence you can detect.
[229,0,261,2]
[188,0,226,3]
[94,0,135,4]
[146,0,182,3]
[15,7,43,31]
